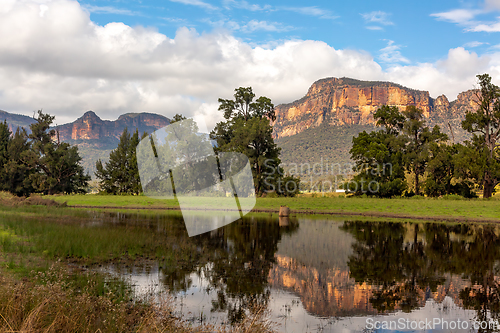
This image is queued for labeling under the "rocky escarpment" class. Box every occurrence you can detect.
[57,111,170,148]
[273,77,478,142]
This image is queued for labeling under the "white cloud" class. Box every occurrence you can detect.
[485,0,500,10]
[366,26,383,31]
[0,0,500,129]
[169,0,217,11]
[361,11,393,25]
[222,0,271,11]
[202,18,293,33]
[463,41,487,48]
[281,6,338,19]
[222,2,336,19]
[430,7,500,33]
[241,20,293,32]
[83,5,138,16]
[379,40,410,64]
[385,47,500,99]
[431,9,482,24]
[467,19,500,32]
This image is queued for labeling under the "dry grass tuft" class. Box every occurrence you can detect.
[0,191,66,208]
[0,265,276,333]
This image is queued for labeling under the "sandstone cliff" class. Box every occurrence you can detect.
[57,111,170,148]
[273,77,477,142]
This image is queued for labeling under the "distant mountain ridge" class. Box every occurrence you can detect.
[0,109,170,177]
[0,110,36,133]
[57,111,170,149]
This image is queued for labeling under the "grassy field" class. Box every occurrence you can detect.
[45,193,500,222]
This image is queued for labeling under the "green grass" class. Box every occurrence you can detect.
[45,194,500,222]
[0,209,190,263]
[47,194,179,208]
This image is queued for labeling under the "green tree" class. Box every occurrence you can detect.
[461,73,500,198]
[95,128,146,194]
[3,127,33,196]
[350,105,450,197]
[402,106,448,195]
[218,87,276,121]
[25,110,89,195]
[424,143,476,198]
[211,87,298,196]
[0,121,9,172]
[170,113,187,123]
[348,106,407,197]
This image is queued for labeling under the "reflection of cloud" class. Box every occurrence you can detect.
[379,40,410,64]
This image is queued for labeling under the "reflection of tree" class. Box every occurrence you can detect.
[159,215,298,324]
[342,221,444,313]
[426,224,500,333]
[343,221,500,330]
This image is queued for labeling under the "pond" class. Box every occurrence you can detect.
[86,211,500,332]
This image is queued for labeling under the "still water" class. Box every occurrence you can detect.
[89,212,500,332]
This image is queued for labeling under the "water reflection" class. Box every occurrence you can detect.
[161,215,299,324]
[342,221,500,332]
[85,212,500,332]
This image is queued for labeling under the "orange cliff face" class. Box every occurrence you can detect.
[56,111,170,148]
[272,77,476,140]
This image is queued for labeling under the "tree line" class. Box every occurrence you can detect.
[348,73,500,198]
[96,88,300,197]
[0,110,89,196]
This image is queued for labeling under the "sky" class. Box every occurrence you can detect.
[0,0,500,128]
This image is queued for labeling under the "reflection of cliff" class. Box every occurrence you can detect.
[269,254,375,316]
[269,220,498,318]
[269,254,471,318]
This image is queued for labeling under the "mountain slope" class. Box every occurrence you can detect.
[0,110,36,132]
[276,124,375,172]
